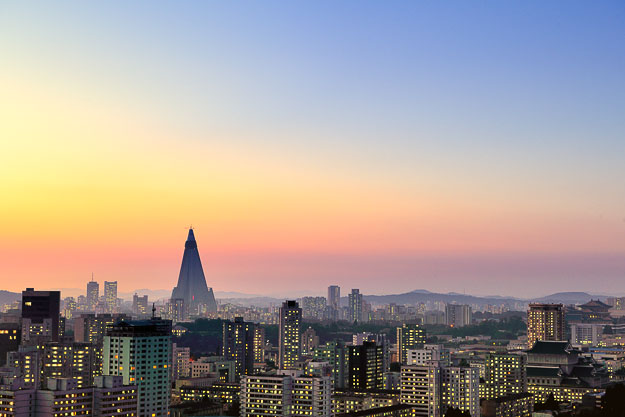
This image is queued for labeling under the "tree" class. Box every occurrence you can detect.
[602,383,625,417]
[445,407,471,417]
[535,394,559,412]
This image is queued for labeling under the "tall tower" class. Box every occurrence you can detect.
[527,303,565,348]
[279,300,302,370]
[171,228,217,314]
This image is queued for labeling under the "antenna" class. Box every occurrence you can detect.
[91,272,94,282]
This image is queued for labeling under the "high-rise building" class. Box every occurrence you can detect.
[401,364,441,417]
[397,323,427,364]
[440,366,480,417]
[222,317,256,379]
[21,288,60,344]
[132,293,149,317]
[87,280,99,310]
[253,327,266,364]
[103,281,117,314]
[348,289,362,323]
[527,303,565,348]
[327,285,340,321]
[445,304,472,327]
[347,341,384,391]
[279,300,302,370]
[313,341,348,389]
[482,352,527,400]
[103,317,172,417]
[171,228,218,315]
[172,343,191,380]
[301,327,319,356]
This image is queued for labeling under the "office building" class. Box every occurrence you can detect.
[440,366,480,417]
[527,303,565,348]
[570,322,604,346]
[347,341,384,391]
[314,341,348,389]
[104,281,118,314]
[87,280,99,310]
[103,317,172,417]
[222,317,256,379]
[279,300,302,370]
[400,364,441,417]
[21,288,60,344]
[348,289,363,323]
[397,324,426,365]
[240,372,332,417]
[327,286,340,321]
[445,304,472,328]
[482,352,527,400]
[132,294,149,317]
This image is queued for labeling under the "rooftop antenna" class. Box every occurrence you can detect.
[152,303,156,319]
[91,272,94,282]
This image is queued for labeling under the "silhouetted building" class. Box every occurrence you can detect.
[21,288,60,344]
[222,317,256,379]
[171,228,218,314]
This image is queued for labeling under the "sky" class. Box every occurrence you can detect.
[1,1,624,298]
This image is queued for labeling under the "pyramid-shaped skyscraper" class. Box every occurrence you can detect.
[171,228,217,313]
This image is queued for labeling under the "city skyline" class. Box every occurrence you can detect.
[2,2,625,297]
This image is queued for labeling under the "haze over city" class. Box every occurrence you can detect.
[1,2,624,298]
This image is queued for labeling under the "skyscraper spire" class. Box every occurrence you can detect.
[171,228,218,314]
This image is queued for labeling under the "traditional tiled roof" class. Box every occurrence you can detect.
[527,341,571,355]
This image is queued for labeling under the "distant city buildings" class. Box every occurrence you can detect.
[327,285,340,321]
[348,289,363,323]
[445,304,472,328]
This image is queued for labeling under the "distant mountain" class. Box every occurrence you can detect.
[0,290,20,307]
[362,290,523,307]
[530,292,602,305]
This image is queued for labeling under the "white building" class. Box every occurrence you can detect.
[240,372,332,417]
